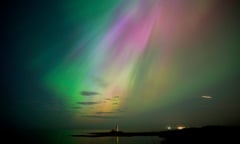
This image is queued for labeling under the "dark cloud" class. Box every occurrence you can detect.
[96,111,115,114]
[77,102,101,105]
[96,109,126,115]
[80,91,100,96]
[81,115,120,119]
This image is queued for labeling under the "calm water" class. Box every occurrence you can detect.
[8,128,237,144]
[71,131,162,144]
[72,136,162,144]
[13,127,237,144]
[48,130,163,144]
[8,129,163,144]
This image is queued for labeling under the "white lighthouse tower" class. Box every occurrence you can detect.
[116,123,119,132]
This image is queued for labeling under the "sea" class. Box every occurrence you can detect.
[6,129,164,144]
[43,130,163,144]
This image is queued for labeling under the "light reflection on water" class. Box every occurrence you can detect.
[72,136,162,144]
[48,130,163,144]
[69,130,162,144]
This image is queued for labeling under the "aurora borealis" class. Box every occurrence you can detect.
[4,0,240,131]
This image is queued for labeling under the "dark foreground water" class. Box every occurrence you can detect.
[4,130,163,144]
[5,126,239,144]
[70,130,162,144]
[72,136,162,144]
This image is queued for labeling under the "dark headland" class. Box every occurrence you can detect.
[72,125,240,143]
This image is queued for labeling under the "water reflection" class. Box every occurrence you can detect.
[71,126,240,144]
[116,136,118,144]
[72,136,161,144]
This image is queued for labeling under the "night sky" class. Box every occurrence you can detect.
[3,0,240,131]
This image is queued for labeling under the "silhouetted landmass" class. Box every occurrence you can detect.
[72,125,240,143]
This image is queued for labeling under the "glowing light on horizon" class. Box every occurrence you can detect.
[177,125,186,130]
[201,96,213,99]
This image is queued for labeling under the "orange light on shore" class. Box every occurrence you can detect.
[177,126,186,130]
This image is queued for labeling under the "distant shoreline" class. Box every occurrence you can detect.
[72,125,240,143]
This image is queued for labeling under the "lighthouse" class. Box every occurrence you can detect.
[116,123,119,132]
